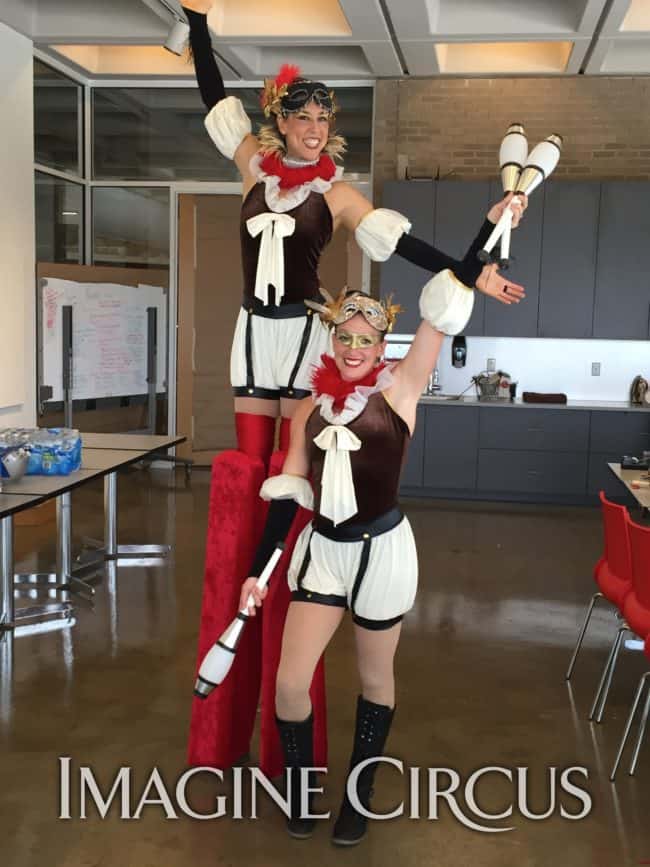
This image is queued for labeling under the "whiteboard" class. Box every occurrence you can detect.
[41,277,167,402]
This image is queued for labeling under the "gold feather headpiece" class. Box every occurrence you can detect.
[305,287,402,334]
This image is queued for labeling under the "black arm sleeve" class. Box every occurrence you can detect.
[395,217,494,287]
[184,7,226,110]
[249,499,298,577]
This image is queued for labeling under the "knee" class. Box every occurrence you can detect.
[358,663,395,707]
[275,664,312,718]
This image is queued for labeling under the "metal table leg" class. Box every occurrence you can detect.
[3,513,75,632]
[1,517,14,631]
[14,492,99,599]
[78,471,170,568]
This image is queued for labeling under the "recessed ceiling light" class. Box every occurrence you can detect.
[435,41,574,74]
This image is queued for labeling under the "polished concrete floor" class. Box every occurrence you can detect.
[1,468,649,867]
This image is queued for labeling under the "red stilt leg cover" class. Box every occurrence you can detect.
[258,449,328,779]
[188,450,266,768]
[235,412,276,468]
[188,448,327,777]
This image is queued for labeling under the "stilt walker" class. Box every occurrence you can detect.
[182,0,528,779]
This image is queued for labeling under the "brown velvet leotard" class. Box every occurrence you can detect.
[306,392,410,530]
[240,183,333,308]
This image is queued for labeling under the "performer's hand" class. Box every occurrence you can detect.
[476,263,526,305]
[182,0,214,14]
[487,192,528,229]
[240,576,268,616]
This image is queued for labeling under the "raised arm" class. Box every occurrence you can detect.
[389,263,524,420]
[182,2,258,176]
[328,182,526,300]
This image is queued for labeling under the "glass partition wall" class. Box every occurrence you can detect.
[34,52,373,436]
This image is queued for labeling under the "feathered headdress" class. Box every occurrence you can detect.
[260,64,301,118]
[306,286,402,334]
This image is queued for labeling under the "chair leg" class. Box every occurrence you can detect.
[589,624,628,723]
[629,680,650,776]
[610,672,650,780]
[566,592,604,681]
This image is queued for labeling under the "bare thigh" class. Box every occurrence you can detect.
[275,601,346,719]
[353,620,403,708]
[234,396,279,418]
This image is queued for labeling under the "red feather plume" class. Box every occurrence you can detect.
[275,63,301,88]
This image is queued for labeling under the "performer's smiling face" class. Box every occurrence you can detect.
[333,314,386,382]
[277,101,330,161]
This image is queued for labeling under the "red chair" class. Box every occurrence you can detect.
[610,518,650,781]
[566,492,632,684]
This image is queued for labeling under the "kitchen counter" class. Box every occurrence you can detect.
[418,395,650,412]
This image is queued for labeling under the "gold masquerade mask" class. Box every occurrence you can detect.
[305,287,402,334]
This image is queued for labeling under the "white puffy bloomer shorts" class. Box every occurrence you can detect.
[287,507,418,630]
[230,301,331,400]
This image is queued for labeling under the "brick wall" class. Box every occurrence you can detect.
[373,76,650,200]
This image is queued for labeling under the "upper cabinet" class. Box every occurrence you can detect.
[378,179,650,340]
[379,180,435,335]
[434,180,491,336]
[593,181,650,340]
[538,181,600,339]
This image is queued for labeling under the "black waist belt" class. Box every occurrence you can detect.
[313,506,403,542]
[242,298,310,319]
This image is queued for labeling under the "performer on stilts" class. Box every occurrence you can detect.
[241,263,524,845]
[183,0,527,780]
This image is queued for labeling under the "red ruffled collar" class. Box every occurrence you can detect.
[259,153,337,191]
[311,354,386,413]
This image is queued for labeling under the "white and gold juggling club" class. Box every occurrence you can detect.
[479,129,562,268]
[194,543,285,699]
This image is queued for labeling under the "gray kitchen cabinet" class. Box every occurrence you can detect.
[590,410,650,455]
[423,406,479,489]
[479,407,590,452]
[485,179,544,337]
[538,181,600,338]
[380,180,435,335]
[587,452,631,498]
[477,449,588,496]
[434,181,491,336]
[400,406,426,488]
[593,181,650,339]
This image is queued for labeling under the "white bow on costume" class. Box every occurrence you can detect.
[313,425,362,526]
[246,212,296,305]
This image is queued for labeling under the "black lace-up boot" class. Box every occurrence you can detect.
[331,695,395,846]
[275,713,318,839]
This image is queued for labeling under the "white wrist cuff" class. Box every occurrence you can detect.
[260,474,314,510]
[419,269,475,336]
[355,208,411,262]
[204,96,252,160]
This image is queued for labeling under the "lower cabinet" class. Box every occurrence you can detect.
[400,405,648,503]
[423,406,479,490]
[477,449,588,496]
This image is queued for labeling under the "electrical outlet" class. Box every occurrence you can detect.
[591,362,601,376]
[487,358,496,372]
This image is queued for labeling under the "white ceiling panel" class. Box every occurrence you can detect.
[384,0,609,40]
[1,0,649,79]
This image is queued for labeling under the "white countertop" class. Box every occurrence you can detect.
[419,395,650,412]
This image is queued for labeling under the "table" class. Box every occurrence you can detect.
[608,463,650,511]
[0,432,185,634]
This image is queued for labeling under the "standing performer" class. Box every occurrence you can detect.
[240,265,524,845]
[183,0,526,786]
[182,1,524,465]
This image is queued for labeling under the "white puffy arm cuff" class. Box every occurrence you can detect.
[259,474,314,511]
[419,269,475,336]
[354,208,411,262]
[204,96,252,160]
